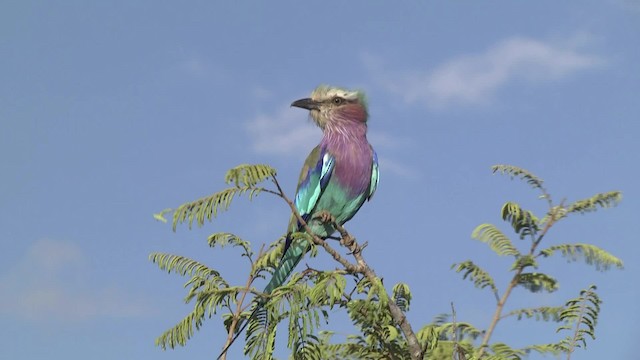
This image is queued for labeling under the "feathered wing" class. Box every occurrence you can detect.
[216,146,335,360]
[263,145,335,294]
[367,150,379,200]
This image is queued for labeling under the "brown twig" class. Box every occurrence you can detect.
[271,176,424,360]
[218,245,265,360]
[476,206,560,358]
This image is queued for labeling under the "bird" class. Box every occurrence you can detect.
[217,85,379,359]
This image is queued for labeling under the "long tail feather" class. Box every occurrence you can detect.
[217,237,309,358]
[263,238,307,294]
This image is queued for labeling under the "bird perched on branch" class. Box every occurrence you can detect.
[218,85,379,358]
[264,84,379,293]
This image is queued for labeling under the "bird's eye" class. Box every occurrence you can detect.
[333,97,343,105]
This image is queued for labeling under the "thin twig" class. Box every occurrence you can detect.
[270,175,424,359]
[451,302,459,360]
[476,206,560,358]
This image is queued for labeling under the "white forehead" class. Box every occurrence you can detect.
[310,85,359,102]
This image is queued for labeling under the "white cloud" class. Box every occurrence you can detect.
[365,35,604,109]
[0,239,151,321]
[245,105,321,157]
[245,105,418,179]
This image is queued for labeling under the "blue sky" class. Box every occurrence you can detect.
[1,1,639,359]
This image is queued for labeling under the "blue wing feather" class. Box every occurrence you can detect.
[367,150,379,200]
[295,146,335,223]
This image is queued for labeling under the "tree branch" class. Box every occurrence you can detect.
[476,206,560,358]
[271,176,424,360]
[218,245,265,360]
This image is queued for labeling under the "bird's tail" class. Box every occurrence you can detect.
[263,237,308,294]
[216,237,309,359]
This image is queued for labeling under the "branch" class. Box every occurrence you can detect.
[271,177,360,273]
[476,205,560,358]
[271,176,424,360]
[218,245,265,360]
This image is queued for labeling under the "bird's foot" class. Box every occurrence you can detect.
[341,235,357,254]
[313,210,335,224]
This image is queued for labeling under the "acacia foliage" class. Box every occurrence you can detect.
[151,164,623,359]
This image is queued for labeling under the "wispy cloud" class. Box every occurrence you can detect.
[0,239,152,321]
[245,105,321,157]
[245,97,419,180]
[365,35,605,109]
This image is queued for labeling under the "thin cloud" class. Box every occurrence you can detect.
[0,239,152,321]
[365,35,605,109]
[246,105,321,157]
[245,104,418,179]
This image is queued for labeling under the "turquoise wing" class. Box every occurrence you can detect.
[294,145,335,224]
[367,150,379,200]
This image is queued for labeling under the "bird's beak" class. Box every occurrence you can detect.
[291,98,320,110]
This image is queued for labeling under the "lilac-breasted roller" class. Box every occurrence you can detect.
[217,85,378,359]
[263,85,379,293]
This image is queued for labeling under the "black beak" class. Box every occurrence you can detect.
[291,98,320,110]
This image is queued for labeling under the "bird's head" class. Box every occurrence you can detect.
[291,85,368,130]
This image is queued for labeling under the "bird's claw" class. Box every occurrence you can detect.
[314,210,335,224]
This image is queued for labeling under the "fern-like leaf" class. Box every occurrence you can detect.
[510,255,538,271]
[556,285,602,354]
[539,243,623,271]
[437,322,484,340]
[149,252,219,279]
[452,260,499,296]
[171,164,276,231]
[207,232,253,258]
[293,334,323,360]
[516,272,559,293]
[566,191,622,214]
[155,304,206,349]
[392,283,412,312]
[172,187,252,230]
[472,224,520,256]
[486,342,526,359]
[224,163,276,188]
[502,306,564,322]
[523,343,565,356]
[309,271,347,309]
[492,164,544,191]
[501,202,539,240]
[244,306,276,359]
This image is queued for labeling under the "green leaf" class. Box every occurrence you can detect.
[154,304,205,349]
[309,271,347,309]
[510,255,538,271]
[487,342,526,359]
[171,164,276,231]
[516,272,559,293]
[523,343,564,356]
[566,191,622,214]
[224,163,277,188]
[540,243,623,271]
[556,285,602,355]
[452,260,499,295]
[172,187,250,231]
[153,208,172,223]
[471,224,520,256]
[207,232,253,258]
[149,252,220,279]
[501,202,539,240]
[391,283,412,312]
[492,164,544,191]
[502,306,564,322]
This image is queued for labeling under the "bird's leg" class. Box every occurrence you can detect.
[313,210,335,224]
